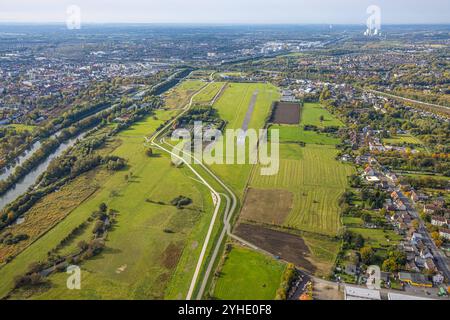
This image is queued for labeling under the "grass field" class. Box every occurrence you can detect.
[348,228,403,249]
[301,232,341,274]
[250,144,354,235]
[301,103,344,128]
[8,124,36,133]
[401,172,449,180]
[234,101,351,275]
[0,107,218,300]
[163,80,206,109]
[0,172,103,263]
[211,245,285,300]
[383,133,427,153]
[383,134,424,146]
[193,82,226,105]
[240,188,293,225]
[270,125,340,145]
[209,82,280,198]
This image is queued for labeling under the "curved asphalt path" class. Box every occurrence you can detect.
[147,78,255,300]
[147,79,447,301]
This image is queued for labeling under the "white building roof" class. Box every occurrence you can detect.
[388,292,432,300]
[344,286,381,300]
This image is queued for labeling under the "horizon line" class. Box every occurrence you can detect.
[1,21,450,26]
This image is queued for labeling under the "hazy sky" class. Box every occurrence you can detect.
[0,0,449,24]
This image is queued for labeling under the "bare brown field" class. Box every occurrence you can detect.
[234,223,317,273]
[239,188,293,226]
[271,102,301,124]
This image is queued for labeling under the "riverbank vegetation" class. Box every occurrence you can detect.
[0,97,162,231]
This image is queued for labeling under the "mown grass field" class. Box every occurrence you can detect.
[0,107,218,300]
[249,102,352,236]
[209,82,280,198]
[235,101,352,275]
[250,144,354,236]
[212,245,285,300]
[301,103,344,128]
[383,134,424,146]
[270,125,340,145]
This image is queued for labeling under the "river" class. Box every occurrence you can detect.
[0,140,42,182]
[0,131,65,182]
[0,131,86,211]
[0,69,191,214]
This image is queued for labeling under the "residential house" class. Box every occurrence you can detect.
[379,180,390,191]
[418,193,429,202]
[369,142,386,152]
[424,259,436,272]
[431,216,448,227]
[386,173,398,183]
[424,204,439,215]
[420,248,434,260]
[410,190,419,203]
[433,273,444,285]
[380,272,390,284]
[411,233,423,245]
[366,175,380,183]
[402,243,418,256]
[384,199,396,212]
[364,166,375,176]
[414,256,426,269]
[406,261,420,273]
[433,198,445,208]
[391,191,400,201]
[439,228,450,240]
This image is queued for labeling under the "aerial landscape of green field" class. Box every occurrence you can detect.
[1,7,449,307]
[230,101,355,276]
[251,143,354,235]
[208,82,280,198]
[211,245,286,300]
[0,83,222,300]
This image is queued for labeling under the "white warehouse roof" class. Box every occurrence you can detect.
[345,286,381,300]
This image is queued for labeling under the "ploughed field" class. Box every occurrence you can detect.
[271,102,301,125]
[234,224,317,272]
